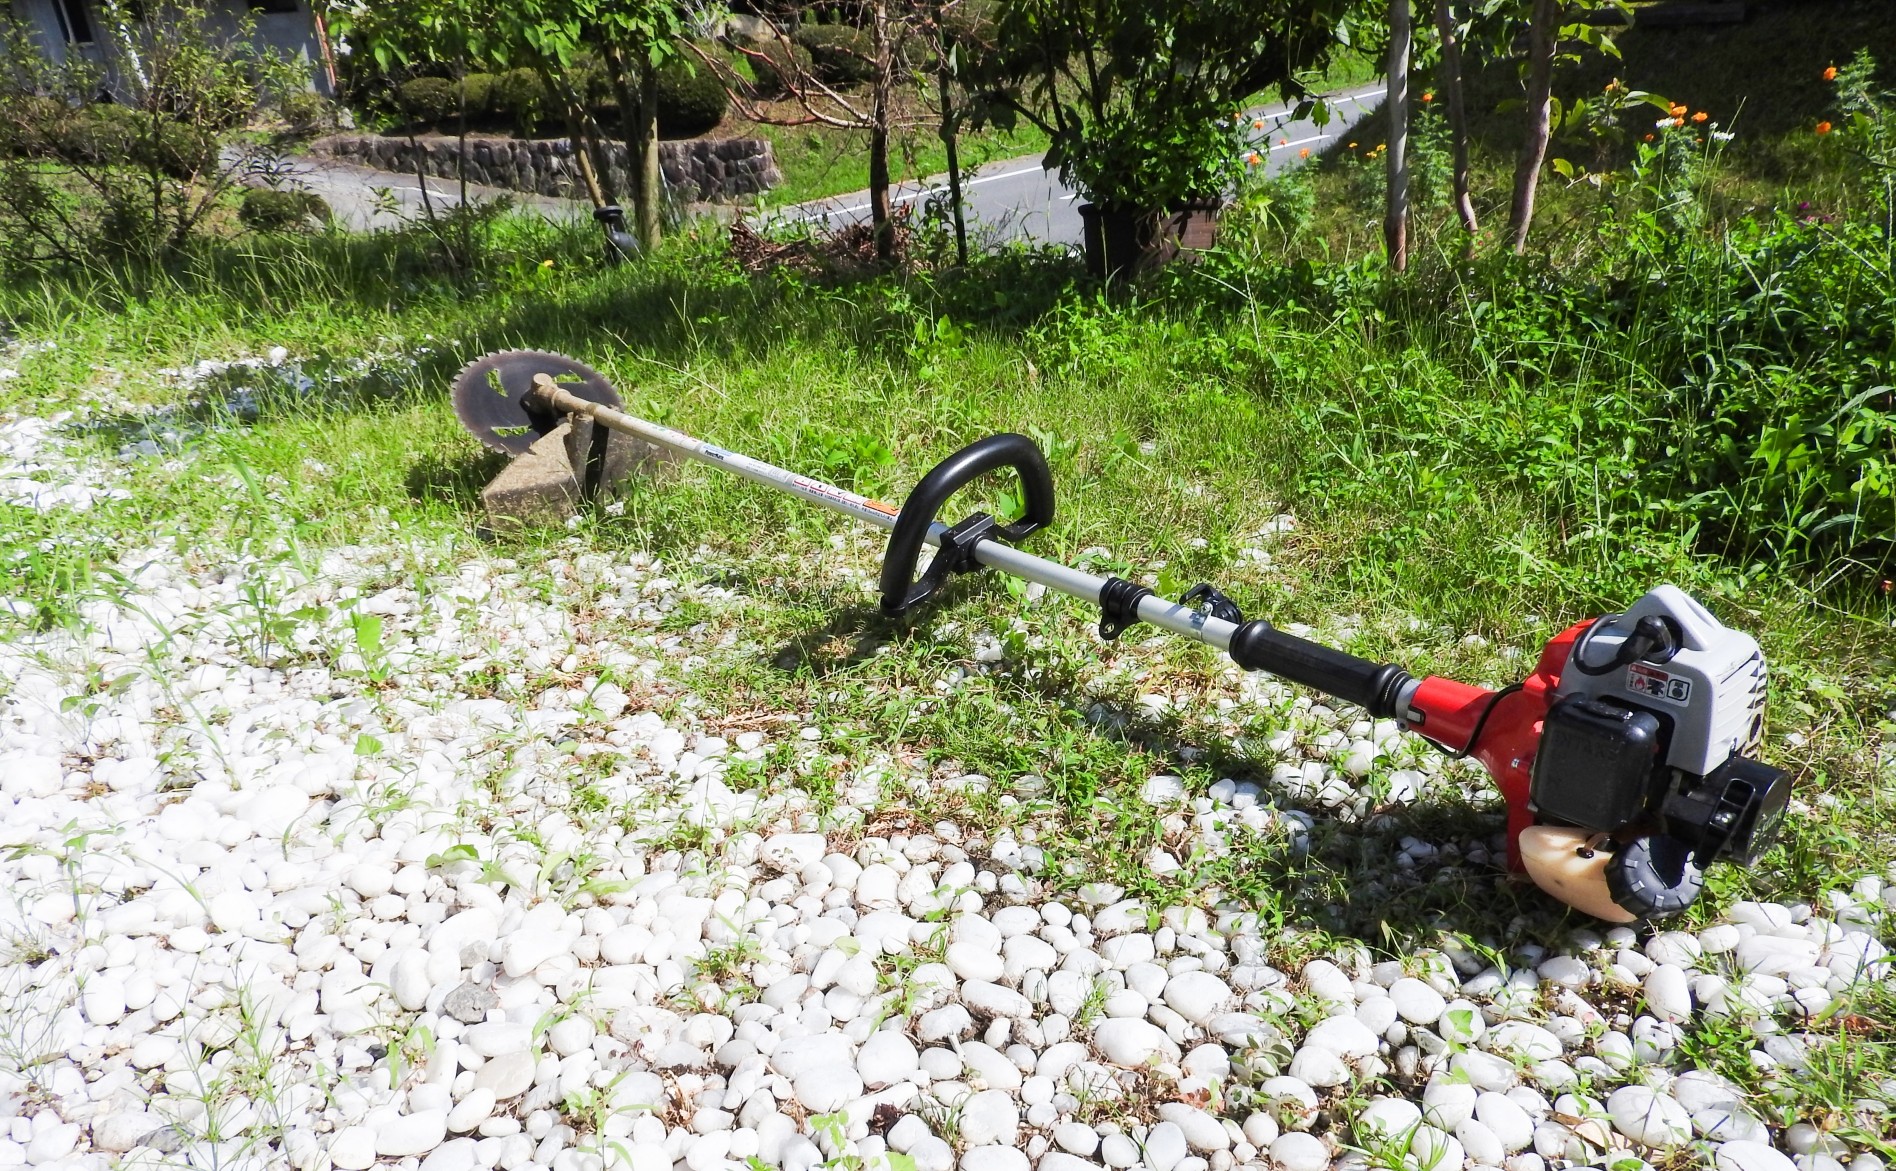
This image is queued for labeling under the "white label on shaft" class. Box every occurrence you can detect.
[1626,662,1691,706]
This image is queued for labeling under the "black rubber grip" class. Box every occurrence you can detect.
[1227,621,1410,717]
[879,433,1055,615]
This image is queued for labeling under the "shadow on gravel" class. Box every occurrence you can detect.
[763,593,1574,952]
[65,350,463,448]
[768,602,905,676]
[406,446,509,510]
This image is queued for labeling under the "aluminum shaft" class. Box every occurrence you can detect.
[532,378,1241,652]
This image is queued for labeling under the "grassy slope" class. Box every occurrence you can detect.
[0,205,1891,954]
[1301,0,1896,255]
[0,10,1889,971]
[741,48,1385,208]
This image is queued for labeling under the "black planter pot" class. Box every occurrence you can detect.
[1078,199,1223,280]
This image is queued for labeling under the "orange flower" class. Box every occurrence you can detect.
[1692,111,1708,123]
[1246,151,1262,166]
[1816,121,1833,135]
[1643,133,1655,142]
[1279,137,1288,145]
[1823,66,1838,82]
[1669,103,1687,118]
[1253,119,1266,129]
[1421,91,1434,103]
[1299,148,1311,159]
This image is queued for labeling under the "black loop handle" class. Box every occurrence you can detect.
[878,433,1055,615]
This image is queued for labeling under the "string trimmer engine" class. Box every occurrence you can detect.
[1404,586,1790,922]
[449,349,1796,923]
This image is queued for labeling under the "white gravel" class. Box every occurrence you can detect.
[0,388,1892,1171]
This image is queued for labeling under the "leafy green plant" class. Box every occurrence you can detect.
[398,76,462,126]
[0,0,305,269]
[655,56,729,139]
[238,189,334,234]
[795,24,876,87]
[973,0,1355,211]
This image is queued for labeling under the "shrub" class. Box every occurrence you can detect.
[397,76,458,126]
[459,73,498,118]
[0,97,66,158]
[238,187,332,231]
[745,41,813,98]
[494,67,550,136]
[795,24,875,86]
[54,103,136,163]
[278,89,335,137]
[133,120,223,179]
[656,58,728,139]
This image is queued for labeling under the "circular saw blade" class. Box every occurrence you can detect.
[451,350,622,456]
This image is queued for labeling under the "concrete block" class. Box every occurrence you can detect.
[482,423,582,527]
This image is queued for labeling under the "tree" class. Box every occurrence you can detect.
[928,0,970,264]
[1507,0,1556,254]
[1384,0,1412,270]
[1432,0,1477,235]
[328,0,688,250]
[713,4,926,264]
[974,0,1357,215]
[589,1,691,249]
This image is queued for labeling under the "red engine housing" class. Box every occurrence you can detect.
[1402,621,1593,870]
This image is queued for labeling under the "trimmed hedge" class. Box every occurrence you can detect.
[655,58,728,139]
[460,73,498,117]
[495,68,550,135]
[396,76,458,125]
[795,24,875,86]
[239,188,332,232]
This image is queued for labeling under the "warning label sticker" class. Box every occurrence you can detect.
[1627,662,1692,706]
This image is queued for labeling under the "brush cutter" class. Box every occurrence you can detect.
[451,350,1793,923]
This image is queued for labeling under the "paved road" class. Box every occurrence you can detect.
[265,81,1385,241]
[255,154,588,232]
[772,84,1387,248]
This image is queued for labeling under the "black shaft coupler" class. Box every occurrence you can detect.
[1226,621,1412,719]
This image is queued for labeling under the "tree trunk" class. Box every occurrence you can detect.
[538,62,610,207]
[1385,0,1411,272]
[538,63,610,208]
[632,64,663,248]
[936,7,967,265]
[869,0,895,263]
[1435,0,1478,235]
[605,42,664,249]
[1508,0,1557,254]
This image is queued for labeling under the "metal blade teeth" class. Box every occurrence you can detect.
[449,349,622,456]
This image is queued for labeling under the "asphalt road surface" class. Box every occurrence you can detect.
[774,84,1388,248]
[257,154,587,232]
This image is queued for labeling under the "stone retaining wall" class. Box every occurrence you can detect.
[312,134,781,203]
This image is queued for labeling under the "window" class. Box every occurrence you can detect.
[54,0,94,44]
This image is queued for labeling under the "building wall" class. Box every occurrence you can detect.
[10,0,334,95]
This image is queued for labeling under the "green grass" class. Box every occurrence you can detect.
[1297,0,1896,256]
[738,44,1381,208]
[1,185,1891,957]
[741,114,1052,208]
